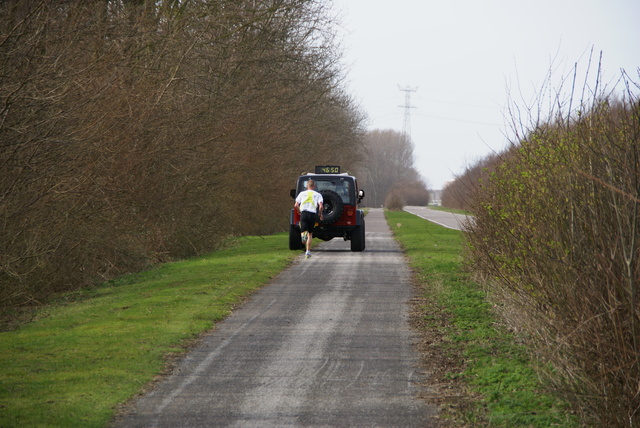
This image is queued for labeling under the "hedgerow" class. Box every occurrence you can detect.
[465,67,640,426]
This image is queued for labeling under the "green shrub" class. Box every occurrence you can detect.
[466,82,640,426]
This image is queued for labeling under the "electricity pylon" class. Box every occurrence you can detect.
[398,85,418,138]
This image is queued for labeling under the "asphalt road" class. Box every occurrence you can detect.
[403,206,471,231]
[115,208,436,427]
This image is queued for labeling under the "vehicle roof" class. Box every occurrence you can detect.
[299,173,354,178]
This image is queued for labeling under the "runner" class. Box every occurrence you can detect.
[294,180,324,258]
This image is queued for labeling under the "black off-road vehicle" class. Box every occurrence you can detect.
[289,166,365,252]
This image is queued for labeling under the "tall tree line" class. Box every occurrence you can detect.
[356,129,429,208]
[0,0,364,307]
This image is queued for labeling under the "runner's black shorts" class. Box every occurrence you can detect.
[299,211,317,233]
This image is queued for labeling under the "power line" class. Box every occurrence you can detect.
[413,111,503,126]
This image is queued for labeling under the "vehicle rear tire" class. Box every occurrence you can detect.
[350,219,365,252]
[319,190,344,224]
[289,225,303,250]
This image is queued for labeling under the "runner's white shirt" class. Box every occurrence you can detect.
[296,190,323,213]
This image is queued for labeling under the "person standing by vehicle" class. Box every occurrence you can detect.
[294,180,324,258]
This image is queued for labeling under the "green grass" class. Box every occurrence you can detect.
[1,215,575,427]
[386,210,575,426]
[0,234,298,427]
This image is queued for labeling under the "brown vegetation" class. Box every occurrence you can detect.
[356,129,429,209]
[440,154,501,211]
[0,0,364,308]
[461,63,640,426]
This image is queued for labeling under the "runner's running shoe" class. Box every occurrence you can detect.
[301,231,308,243]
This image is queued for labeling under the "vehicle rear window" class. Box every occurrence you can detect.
[298,177,354,205]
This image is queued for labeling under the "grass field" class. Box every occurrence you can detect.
[0,234,297,427]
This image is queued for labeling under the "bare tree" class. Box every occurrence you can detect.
[355,129,427,207]
[0,0,364,307]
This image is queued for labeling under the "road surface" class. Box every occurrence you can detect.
[115,208,436,427]
[403,206,471,231]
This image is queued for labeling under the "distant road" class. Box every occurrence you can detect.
[403,206,472,231]
[116,208,436,427]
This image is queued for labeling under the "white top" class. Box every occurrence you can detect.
[296,190,323,213]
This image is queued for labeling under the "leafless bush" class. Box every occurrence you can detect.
[384,180,430,210]
[465,61,640,426]
[0,0,363,308]
[441,154,502,211]
[383,190,404,211]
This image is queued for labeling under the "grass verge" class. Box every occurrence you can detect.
[0,233,298,427]
[386,210,576,426]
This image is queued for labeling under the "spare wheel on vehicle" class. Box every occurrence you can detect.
[319,190,343,224]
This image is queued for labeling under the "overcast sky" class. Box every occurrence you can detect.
[332,0,640,189]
